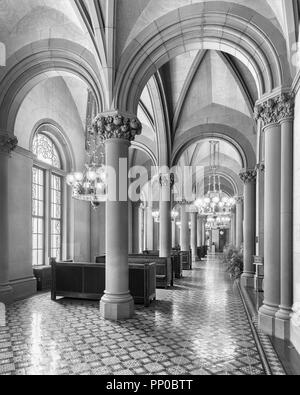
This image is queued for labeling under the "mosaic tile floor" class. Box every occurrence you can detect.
[0,259,286,375]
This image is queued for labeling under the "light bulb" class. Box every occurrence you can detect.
[66,174,75,186]
[74,172,84,182]
[86,170,97,181]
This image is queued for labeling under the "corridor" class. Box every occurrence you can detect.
[0,259,285,375]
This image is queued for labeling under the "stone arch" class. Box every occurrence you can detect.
[172,124,256,170]
[114,2,291,114]
[0,39,105,132]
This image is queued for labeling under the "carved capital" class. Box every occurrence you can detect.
[256,162,265,173]
[0,133,18,154]
[159,173,175,188]
[235,196,244,204]
[239,169,257,184]
[92,112,142,143]
[254,93,295,127]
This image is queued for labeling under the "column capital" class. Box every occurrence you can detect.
[235,196,244,204]
[92,111,142,143]
[256,162,265,173]
[239,169,257,184]
[0,132,18,155]
[254,92,295,127]
[159,173,175,188]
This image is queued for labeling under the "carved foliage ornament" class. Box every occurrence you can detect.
[92,114,142,142]
[239,169,257,184]
[0,133,18,154]
[159,173,175,188]
[254,93,295,126]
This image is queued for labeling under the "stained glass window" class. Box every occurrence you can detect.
[32,133,61,169]
[32,167,45,266]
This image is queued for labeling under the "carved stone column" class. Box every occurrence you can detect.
[138,204,145,254]
[240,170,257,288]
[255,96,282,335]
[235,197,244,250]
[0,132,18,304]
[180,203,189,252]
[146,205,154,251]
[275,93,295,339]
[93,112,142,320]
[190,211,198,261]
[159,173,173,258]
[231,208,236,248]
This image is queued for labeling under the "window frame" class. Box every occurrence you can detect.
[32,134,67,267]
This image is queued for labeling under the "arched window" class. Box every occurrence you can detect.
[32,131,65,266]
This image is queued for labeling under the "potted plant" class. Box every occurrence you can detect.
[223,245,244,280]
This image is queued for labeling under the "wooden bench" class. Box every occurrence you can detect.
[96,255,173,289]
[129,255,173,288]
[51,260,156,307]
[142,251,182,279]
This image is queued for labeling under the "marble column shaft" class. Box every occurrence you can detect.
[236,198,244,250]
[190,212,197,260]
[159,174,172,258]
[0,132,18,304]
[240,170,257,288]
[180,205,189,251]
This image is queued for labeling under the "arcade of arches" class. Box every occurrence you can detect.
[1,0,300,376]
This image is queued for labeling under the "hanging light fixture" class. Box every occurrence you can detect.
[194,141,236,216]
[66,126,107,208]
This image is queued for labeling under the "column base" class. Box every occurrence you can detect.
[100,292,134,321]
[241,273,255,288]
[275,307,292,340]
[258,304,278,336]
[0,284,13,304]
[254,276,264,292]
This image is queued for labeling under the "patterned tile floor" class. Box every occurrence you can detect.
[0,259,286,375]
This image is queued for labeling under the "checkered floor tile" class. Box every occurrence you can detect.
[0,259,286,375]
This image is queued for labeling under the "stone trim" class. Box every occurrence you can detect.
[0,132,18,154]
[254,93,295,127]
[239,169,257,184]
[92,112,142,143]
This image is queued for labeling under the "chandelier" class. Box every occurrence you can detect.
[194,141,236,215]
[206,215,231,230]
[66,126,107,208]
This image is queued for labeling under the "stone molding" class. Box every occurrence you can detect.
[92,112,142,143]
[254,93,295,127]
[239,169,257,184]
[159,173,175,188]
[0,132,18,154]
[256,162,265,173]
[235,196,244,204]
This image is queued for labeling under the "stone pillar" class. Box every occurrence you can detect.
[190,212,197,261]
[94,113,142,321]
[172,219,176,249]
[0,132,18,304]
[180,204,189,252]
[240,170,257,288]
[255,98,282,335]
[197,216,202,247]
[159,174,173,258]
[138,204,144,254]
[236,197,244,250]
[231,209,236,248]
[276,94,295,340]
[146,205,154,251]
[255,163,265,292]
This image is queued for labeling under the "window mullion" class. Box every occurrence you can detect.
[44,170,51,265]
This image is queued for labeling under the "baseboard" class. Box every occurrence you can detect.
[10,277,37,302]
